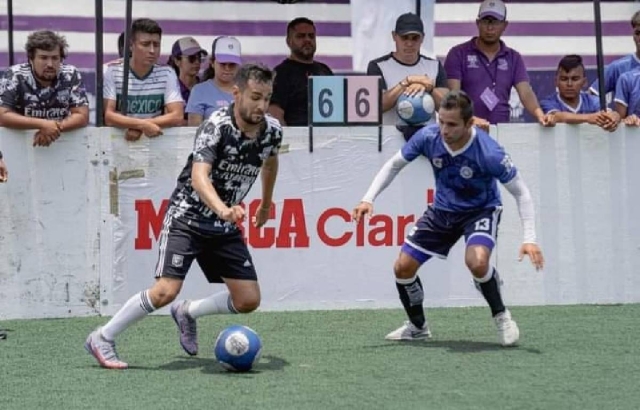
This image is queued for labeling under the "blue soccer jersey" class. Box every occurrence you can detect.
[401,124,517,212]
[589,54,640,96]
[614,70,640,116]
[540,91,601,114]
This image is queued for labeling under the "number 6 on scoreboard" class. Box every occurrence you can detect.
[345,76,381,125]
[310,76,345,125]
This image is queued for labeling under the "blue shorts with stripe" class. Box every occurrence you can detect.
[401,205,502,264]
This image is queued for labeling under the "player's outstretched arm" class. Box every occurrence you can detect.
[502,174,544,271]
[352,151,409,222]
[192,162,244,223]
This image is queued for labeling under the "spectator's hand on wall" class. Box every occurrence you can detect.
[0,158,7,183]
[623,114,640,127]
[139,121,163,138]
[538,113,555,127]
[33,120,61,147]
[472,116,490,132]
[125,128,143,141]
[594,111,620,132]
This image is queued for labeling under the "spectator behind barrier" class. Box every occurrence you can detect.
[268,17,333,126]
[0,30,89,147]
[614,69,640,126]
[540,55,620,132]
[444,0,551,129]
[589,11,640,97]
[167,36,208,122]
[103,18,184,141]
[366,13,448,128]
[186,36,239,126]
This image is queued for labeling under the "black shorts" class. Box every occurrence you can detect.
[401,205,502,264]
[154,215,257,283]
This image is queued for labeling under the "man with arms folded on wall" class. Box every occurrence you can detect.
[103,18,183,141]
[366,13,448,130]
[614,69,640,126]
[85,63,282,369]
[353,90,544,347]
[589,11,640,98]
[0,30,89,148]
[540,55,620,131]
[444,0,551,129]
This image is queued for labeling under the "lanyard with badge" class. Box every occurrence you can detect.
[479,56,500,112]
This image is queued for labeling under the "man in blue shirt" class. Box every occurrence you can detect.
[614,69,640,126]
[541,55,620,131]
[353,90,544,347]
[589,11,640,97]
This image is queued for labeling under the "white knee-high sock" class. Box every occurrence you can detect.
[101,290,156,341]
[187,291,238,319]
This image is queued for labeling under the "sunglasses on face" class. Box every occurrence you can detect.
[181,55,202,63]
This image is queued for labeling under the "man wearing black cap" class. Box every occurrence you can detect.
[366,13,448,127]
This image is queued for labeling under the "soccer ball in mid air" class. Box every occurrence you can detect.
[396,92,436,125]
[214,325,263,372]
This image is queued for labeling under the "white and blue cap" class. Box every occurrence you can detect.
[478,0,507,21]
[212,36,241,64]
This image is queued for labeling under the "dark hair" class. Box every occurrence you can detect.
[632,10,640,28]
[439,90,474,123]
[235,63,274,90]
[25,30,68,60]
[286,17,315,38]
[201,36,224,81]
[118,32,125,58]
[131,18,162,41]
[557,54,584,74]
[167,56,179,75]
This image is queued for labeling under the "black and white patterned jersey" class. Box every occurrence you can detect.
[0,63,89,120]
[168,103,283,233]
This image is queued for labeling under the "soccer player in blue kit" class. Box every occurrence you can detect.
[352,90,544,346]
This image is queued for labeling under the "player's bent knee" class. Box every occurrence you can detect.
[149,277,183,308]
[233,297,260,313]
[226,279,261,313]
[231,291,260,313]
[393,253,421,279]
[465,257,489,278]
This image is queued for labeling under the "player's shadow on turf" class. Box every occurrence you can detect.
[367,340,542,354]
[156,354,289,375]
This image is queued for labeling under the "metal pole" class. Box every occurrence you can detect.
[8,0,14,65]
[119,0,133,115]
[415,0,421,17]
[593,0,607,110]
[95,0,104,126]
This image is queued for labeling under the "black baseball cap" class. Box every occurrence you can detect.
[394,13,424,36]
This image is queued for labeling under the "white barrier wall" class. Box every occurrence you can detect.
[1,124,639,319]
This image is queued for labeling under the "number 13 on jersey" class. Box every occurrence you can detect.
[309,76,381,126]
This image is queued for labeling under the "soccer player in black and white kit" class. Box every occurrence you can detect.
[85,63,282,370]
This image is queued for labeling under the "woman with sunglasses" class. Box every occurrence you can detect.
[168,37,208,122]
[186,36,241,126]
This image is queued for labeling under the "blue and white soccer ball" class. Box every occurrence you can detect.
[214,325,263,372]
[396,92,436,125]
